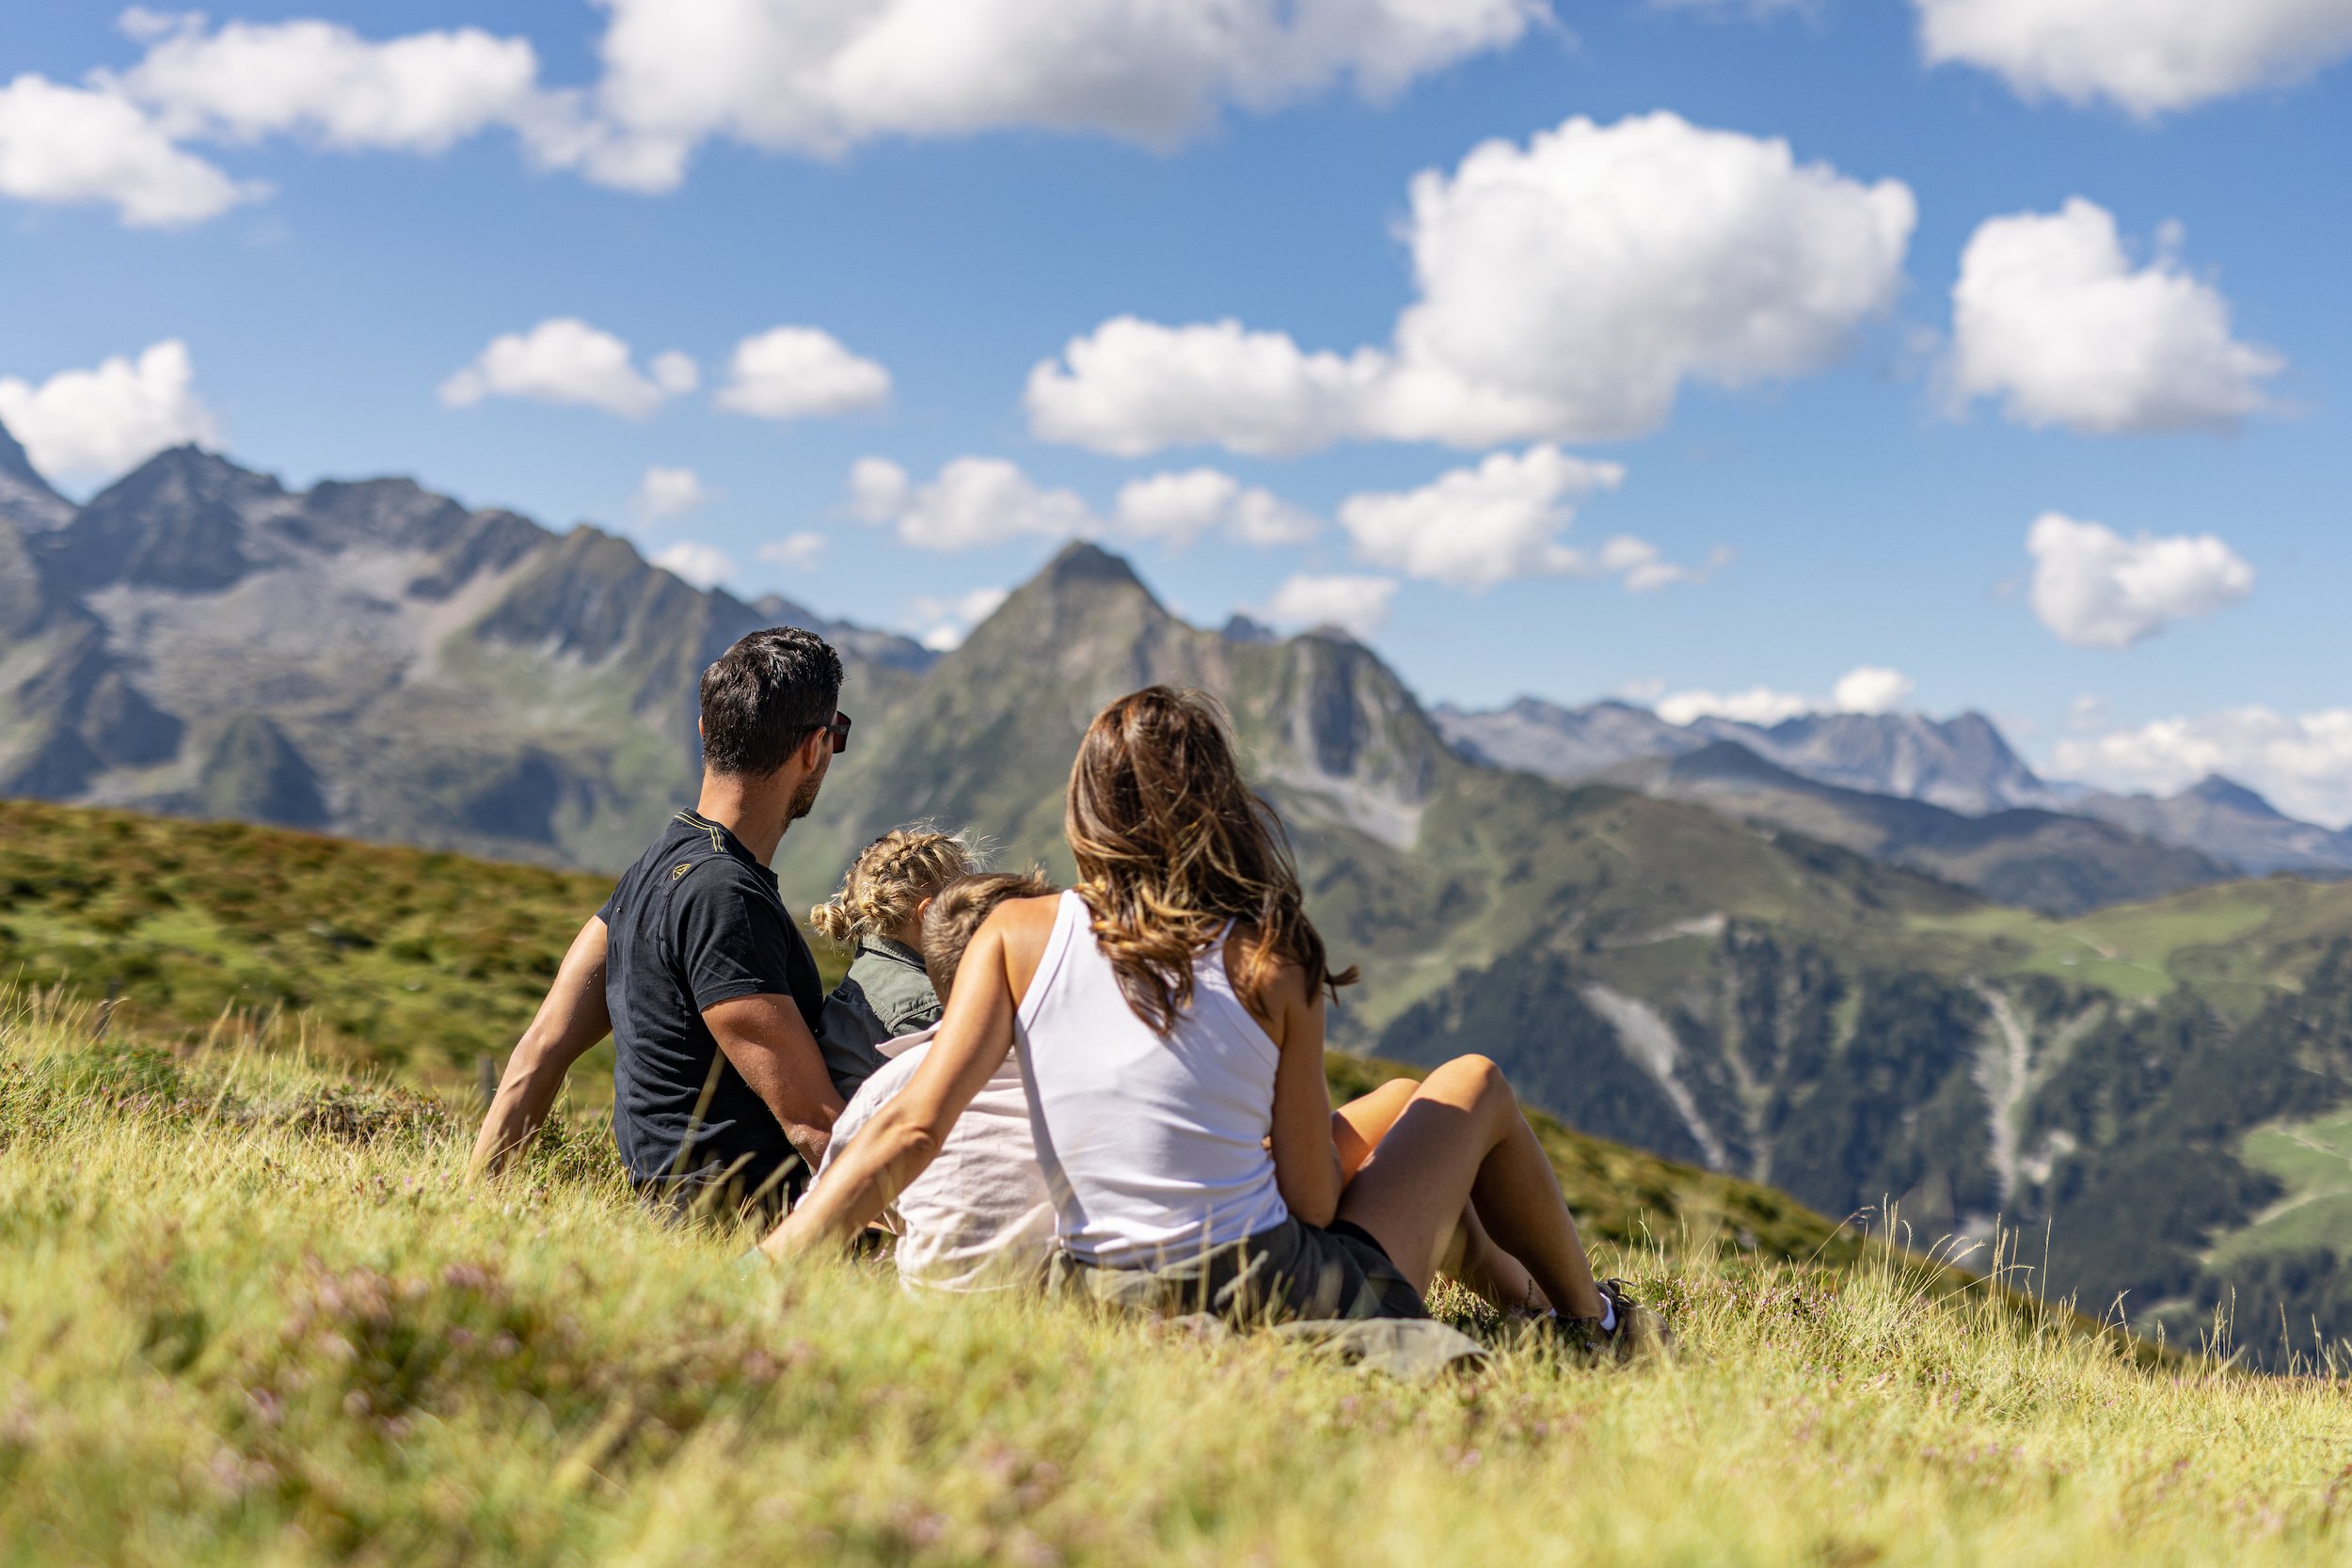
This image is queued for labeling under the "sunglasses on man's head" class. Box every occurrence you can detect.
[815,711,851,755]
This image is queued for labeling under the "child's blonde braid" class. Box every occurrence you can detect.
[809,825,983,945]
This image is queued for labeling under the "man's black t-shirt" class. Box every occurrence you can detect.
[598,809,828,1211]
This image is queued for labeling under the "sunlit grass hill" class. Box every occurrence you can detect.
[7,982,2345,1568]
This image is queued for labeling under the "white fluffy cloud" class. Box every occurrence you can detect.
[1656,664,1917,726]
[2026,512,2253,649]
[2054,708,2352,828]
[756,531,828,573]
[713,327,892,422]
[908,586,1011,651]
[1917,0,2352,116]
[651,540,735,589]
[1331,447,1723,591]
[1832,665,1917,715]
[849,456,1096,552]
[1338,447,1622,587]
[1950,199,2281,434]
[7,3,1547,219]
[0,339,219,483]
[1253,574,1400,640]
[0,72,261,227]
[1112,468,1319,547]
[851,455,1320,554]
[439,319,695,419]
[116,16,541,152]
[591,0,1543,178]
[632,465,714,522]
[1656,687,1815,727]
[1027,112,1915,454]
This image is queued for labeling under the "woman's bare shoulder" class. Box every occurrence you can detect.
[986,893,1064,942]
[1224,924,1312,1008]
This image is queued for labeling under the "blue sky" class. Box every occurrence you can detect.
[5,2,2351,818]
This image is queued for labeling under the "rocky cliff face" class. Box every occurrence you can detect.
[0,434,930,868]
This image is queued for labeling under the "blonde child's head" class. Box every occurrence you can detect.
[810,826,981,948]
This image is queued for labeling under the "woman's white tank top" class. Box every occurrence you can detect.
[1013,890,1291,1267]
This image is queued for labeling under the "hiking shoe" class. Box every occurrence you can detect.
[1597,1278,1675,1365]
[1541,1279,1676,1366]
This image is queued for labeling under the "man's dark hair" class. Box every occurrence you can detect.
[699,626,844,778]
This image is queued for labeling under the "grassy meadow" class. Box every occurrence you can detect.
[6,986,2348,1568]
[10,798,2352,1564]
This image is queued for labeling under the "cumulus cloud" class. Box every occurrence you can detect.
[7,3,1550,218]
[439,319,695,419]
[651,540,735,590]
[1832,665,1917,715]
[0,339,218,483]
[1917,0,2352,116]
[1949,199,2281,435]
[590,0,1544,176]
[908,586,1011,651]
[632,465,713,522]
[2026,512,2253,649]
[1330,447,1724,592]
[1337,447,1622,587]
[713,327,891,422]
[849,456,1095,552]
[1253,574,1400,640]
[0,72,262,227]
[2054,707,2352,828]
[1656,687,1815,727]
[756,531,828,573]
[1656,664,1917,726]
[1112,468,1319,548]
[1027,112,1915,454]
[116,15,541,152]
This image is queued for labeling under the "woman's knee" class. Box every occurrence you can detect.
[1427,1053,1510,1107]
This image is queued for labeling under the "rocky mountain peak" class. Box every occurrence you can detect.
[0,418,72,531]
[1038,539,1148,594]
[2182,774,2284,819]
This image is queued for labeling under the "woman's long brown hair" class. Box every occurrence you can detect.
[1065,686,1358,1033]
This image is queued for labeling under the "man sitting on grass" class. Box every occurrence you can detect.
[468,626,870,1223]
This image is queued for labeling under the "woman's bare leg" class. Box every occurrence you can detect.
[1332,1079,1418,1180]
[1335,1055,1604,1320]
[1446,1204,1549,1313]
[1334,1074,1557,1314]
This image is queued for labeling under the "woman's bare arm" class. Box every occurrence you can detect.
[759,897,1057,1259]
[1263,968,1344,1227]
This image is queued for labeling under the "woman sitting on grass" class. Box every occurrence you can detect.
[771,686,1664,1357]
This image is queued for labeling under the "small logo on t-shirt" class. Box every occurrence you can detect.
[669,861,695,880]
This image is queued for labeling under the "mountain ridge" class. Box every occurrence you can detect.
[0,433,931,867]
[1439,693,2352,879]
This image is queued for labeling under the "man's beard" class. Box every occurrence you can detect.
[787,763,825,822]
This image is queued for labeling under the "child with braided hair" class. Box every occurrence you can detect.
[808,827,981,1090]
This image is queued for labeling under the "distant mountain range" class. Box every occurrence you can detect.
[10,425,2352,1367]
[0,429,930,868]
[1437,696,2352,883]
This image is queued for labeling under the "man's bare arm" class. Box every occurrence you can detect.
[466,916,612,1181]
[702,993,846,1175]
